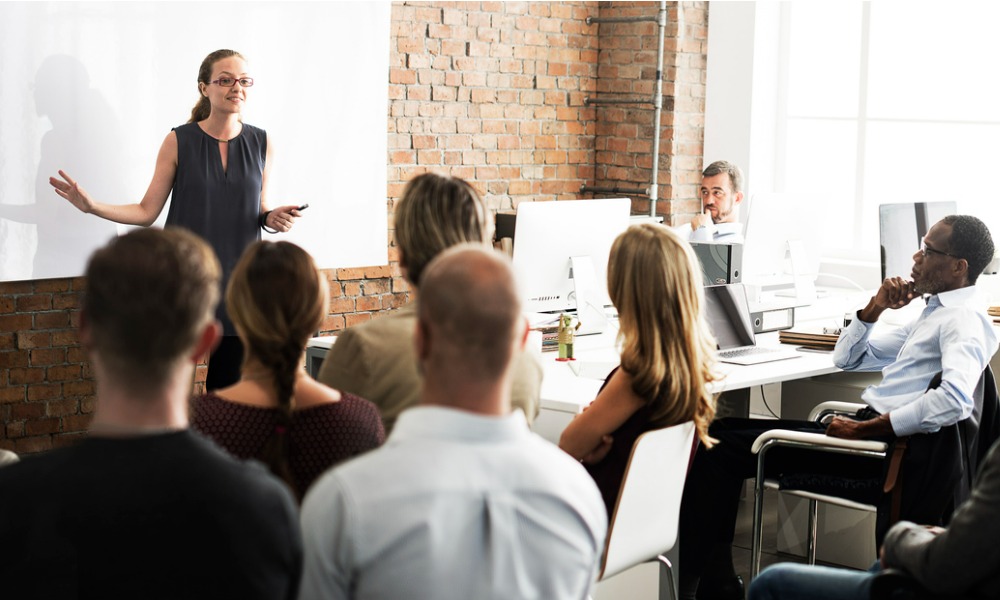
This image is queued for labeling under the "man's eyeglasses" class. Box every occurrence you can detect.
[210,77,254,88]
[919,242,960,259]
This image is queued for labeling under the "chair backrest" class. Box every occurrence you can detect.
[600,421,696,580]
[957,365,999,504]
[0,449,19,467]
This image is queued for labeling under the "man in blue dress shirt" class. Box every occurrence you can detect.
[678,215,998,600]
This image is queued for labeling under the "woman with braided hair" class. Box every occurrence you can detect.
[191,241,384,500]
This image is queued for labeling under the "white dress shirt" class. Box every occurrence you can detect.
[833,285,998,437]
[672,221,744,243]
[298,406,607,600]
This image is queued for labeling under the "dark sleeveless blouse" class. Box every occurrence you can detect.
[584,367,661,519]
[168,122,265,334]
[584,368,701,519]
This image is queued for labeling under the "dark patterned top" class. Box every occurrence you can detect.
[168,122,265,335]
[190,392,385,497]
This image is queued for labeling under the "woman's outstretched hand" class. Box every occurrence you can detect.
[50,170,95,214]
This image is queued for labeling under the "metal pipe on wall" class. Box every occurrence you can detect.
[581,1,669,219]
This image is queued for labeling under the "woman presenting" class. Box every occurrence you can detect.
[50,49,301,390]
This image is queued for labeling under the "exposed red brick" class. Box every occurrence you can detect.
[0,314,33,332]
[6,422,24,439]
[63,380,94,397]
[345,313,373,327]
[2,0,708,455]
[25,417,61,436]
[47,364,81,382]
[63,414,93,432]
[16,295,53,312]
[10,402,45,420]
[27,384,62,402]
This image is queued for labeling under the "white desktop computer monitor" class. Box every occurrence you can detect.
[741,192,821,294]
[879,201,957,280]
[511,198,631,315]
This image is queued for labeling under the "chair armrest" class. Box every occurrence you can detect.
[869,567,926,600]
[808,401,868,422]
[751,429,888,455]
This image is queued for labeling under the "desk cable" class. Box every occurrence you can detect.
[758,385,780,419]
[815,272,868,292]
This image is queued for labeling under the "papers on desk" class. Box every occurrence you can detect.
[568,359,619,381]
[526,312,561,328]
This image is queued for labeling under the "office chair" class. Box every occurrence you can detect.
[869,568,979,600]
[597,421,696,600]
[749,402,888,578]
[749,366,999,580]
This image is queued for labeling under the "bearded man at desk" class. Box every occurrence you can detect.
[675,160,746,243]
[678,214,998,600]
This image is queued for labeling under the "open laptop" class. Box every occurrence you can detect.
[704,284,801,366]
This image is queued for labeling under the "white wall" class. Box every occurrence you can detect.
[0,1,391,282]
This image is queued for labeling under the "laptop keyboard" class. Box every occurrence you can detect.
[718,346,780,359]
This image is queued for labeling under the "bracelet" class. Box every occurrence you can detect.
[258,210,278,234]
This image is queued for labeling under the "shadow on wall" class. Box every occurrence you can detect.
[0,54,124,281]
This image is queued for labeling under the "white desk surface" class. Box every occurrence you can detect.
[538,327,841,416]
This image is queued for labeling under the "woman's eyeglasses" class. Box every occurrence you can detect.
[210,77,254,88]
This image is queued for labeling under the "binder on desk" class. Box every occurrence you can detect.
[778,327,840,351]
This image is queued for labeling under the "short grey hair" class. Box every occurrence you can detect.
[702,160,744,194]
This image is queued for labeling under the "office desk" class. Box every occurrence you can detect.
[533,329,842,444]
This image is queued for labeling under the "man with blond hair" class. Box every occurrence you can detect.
[318,172,541,433]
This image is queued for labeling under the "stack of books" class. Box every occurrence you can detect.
[778,326,841,351]
[534,325,560,353]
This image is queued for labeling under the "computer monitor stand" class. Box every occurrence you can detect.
[570,255,608,336]
[773,239,818,301]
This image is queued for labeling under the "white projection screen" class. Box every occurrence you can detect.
[0,1,390,282]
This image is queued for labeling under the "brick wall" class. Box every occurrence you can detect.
[591,1,707,222]
[0,0,708,455]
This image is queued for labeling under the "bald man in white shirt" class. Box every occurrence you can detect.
[299,245,607,600]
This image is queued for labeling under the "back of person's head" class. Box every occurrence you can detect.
[394,172,490,287]
[607,223,718,446]
[418,244,522,386]
[83,228,220,393]
[226,241,328,498]
[941,215,995,284]
[702,160,743,194]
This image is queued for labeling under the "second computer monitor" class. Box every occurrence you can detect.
[511,198,631,314]
[879,201,957,280]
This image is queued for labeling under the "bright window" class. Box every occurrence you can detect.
[777,1,1000,263]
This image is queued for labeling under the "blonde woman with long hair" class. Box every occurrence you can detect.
[559,223,718,516]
